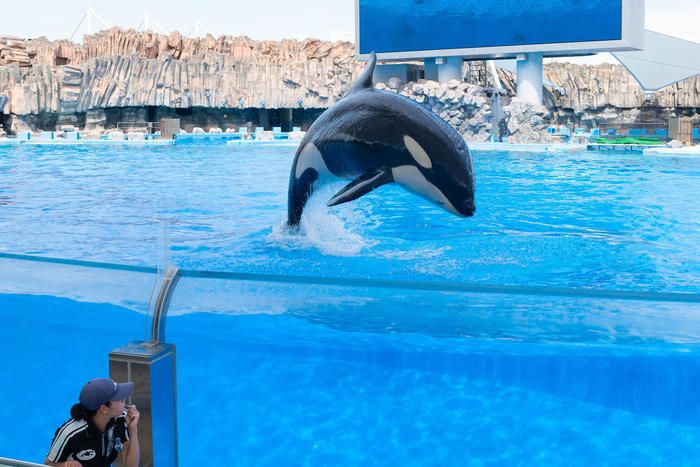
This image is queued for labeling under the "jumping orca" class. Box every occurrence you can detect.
[287,52,475,226]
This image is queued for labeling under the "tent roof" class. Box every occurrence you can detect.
[612,30,700,92]
[493,30,700,94]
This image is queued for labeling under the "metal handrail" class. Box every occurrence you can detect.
[149,267,182,345]
[115,121,162,134]
[0,457,46,467]
[598,122,669,139]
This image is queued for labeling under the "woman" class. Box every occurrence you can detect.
[45,378,140,467]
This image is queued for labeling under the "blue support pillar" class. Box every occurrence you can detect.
[516,53,543,105]
[423,57,438,81]
[437,56,463,83]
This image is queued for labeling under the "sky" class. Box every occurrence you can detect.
[2,0,698,63]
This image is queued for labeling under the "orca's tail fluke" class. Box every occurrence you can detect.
[287,167,319,227]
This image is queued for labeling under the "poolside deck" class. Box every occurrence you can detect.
[643,146,700,156]
[1,137,697,156]
[0,138,175,145]
[587,143,667,152]
[468,142,587,152]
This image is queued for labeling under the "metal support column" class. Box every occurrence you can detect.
[423,57,438,81]
[258,108,270,130]
[437,56,463,84]
[516,52,543,105]
[110,343,177,467]
[281,108,293,132]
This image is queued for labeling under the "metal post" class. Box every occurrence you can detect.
[437,56,462,84]
[423,57,438,81]
[110,342,178,467]
[281,108,293,132]
[490,91,506,142]
[160,119,181,140]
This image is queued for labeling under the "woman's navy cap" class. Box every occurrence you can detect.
[79,378,134,410]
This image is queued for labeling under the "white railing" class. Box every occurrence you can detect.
[0,457,46,467]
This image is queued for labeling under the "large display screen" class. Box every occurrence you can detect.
[358,0,629,56]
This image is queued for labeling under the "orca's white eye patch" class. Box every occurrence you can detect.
[403,135,432,169]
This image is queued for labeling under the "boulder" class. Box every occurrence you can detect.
[255,131,274,141]
[107,130,125,140]
[127,132,146,140]
[81,130,102,140]
[387,77,402,90]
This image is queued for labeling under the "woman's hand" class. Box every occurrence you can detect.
[122,405,141,467]
[125,404,140,429]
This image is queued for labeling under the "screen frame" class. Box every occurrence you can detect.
[355,0,644,61]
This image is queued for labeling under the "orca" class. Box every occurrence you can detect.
[287,52,475,226]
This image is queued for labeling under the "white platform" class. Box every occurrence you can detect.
[643,146,700,156]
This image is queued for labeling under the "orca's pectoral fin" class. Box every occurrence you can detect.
[327,168,393,207]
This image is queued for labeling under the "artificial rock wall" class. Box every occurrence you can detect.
[499,63,700,128]
[0,28,364,134]
[1,27,699,139]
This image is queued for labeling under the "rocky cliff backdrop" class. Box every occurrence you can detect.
[1,27,698,141]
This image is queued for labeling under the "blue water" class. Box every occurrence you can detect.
[2,143,698,291]
[1,142,700,464]
[3,293,700,465]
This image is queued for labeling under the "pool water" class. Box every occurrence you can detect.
[3,293,700,465]
[1,143,699,464]
[1,143,698,291]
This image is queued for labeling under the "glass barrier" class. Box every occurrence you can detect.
[2,254,700,465]
[0,457,45,467]
[0,254,156,314]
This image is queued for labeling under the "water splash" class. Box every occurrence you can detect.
[269,183,377,257]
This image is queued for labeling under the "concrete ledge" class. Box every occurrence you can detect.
[643,146,700,156]
[0,139,175,145]
[468,142,587,153]
[226,140,300,147]
[587,143,662,152]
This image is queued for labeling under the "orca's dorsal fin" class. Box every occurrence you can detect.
[350,51,377,94]
[327,168,393,207]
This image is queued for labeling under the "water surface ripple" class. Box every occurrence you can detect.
[1,143,698,292]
